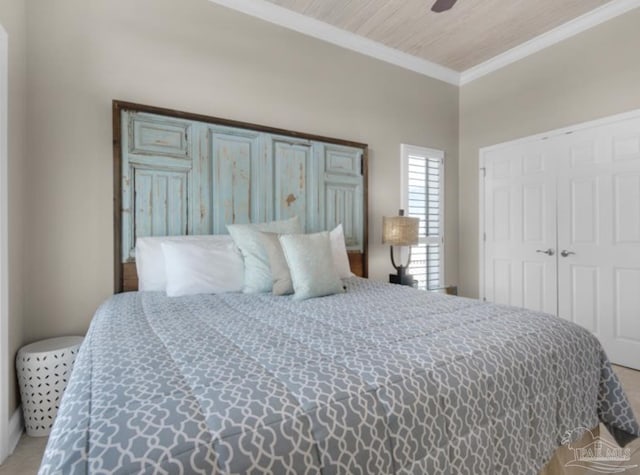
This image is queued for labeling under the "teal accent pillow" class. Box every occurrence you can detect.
[227,216,301,293]
[279,231,344,301]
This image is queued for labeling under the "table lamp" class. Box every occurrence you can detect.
[382,209,419,286]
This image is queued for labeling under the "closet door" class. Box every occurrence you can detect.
[555,128,607,341]
[482,141,558,314]
[557,117,640,369]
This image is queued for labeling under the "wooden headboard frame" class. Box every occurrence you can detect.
[113,100,369,293]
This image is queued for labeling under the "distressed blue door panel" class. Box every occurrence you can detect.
[191,122,211,234]
[121,111,196,261]
[120,110,365,263]
[325,144,362,176]
[121,166,190,260]
[210,127,262,233]
[272,138,312,230]
[320,144,364,252]
[129,112,192,159]
[121,153,190,170]
[257,133,274,222]
[324,177,363,251]
[134,168,188,236]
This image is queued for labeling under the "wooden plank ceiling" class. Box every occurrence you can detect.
[264,0,613,71]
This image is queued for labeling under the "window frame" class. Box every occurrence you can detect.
[400,144,445,290]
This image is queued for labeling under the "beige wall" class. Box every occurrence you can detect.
[0,0,27,416]
[459,8,640,298]
[24,0,459,341]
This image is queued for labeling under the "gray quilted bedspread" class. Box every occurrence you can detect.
[40,278,639,475]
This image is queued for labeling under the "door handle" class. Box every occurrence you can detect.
[536,248,555,256]
[560,250,575,257]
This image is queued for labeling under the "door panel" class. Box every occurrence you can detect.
[321,144,364,251]
[614,174,640,243]
[613,135,640,161]
[121,113,196,261]
[492,259,513,306]
[492,186,511,241]
[483,141,558,314]
[130,115,191,159]
[210,128,262,232]
[614,268,640,343]
[273,139,312,230]
[133,169,188,238]
[603,118,640,368]
[556,129,607,340]
[523,184,545,242]
[570,178,599,244]
[569,265,599,334]
[324,179,362,248]
[556,118,640,369]
[523,261,545,312]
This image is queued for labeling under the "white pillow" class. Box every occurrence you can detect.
[329,224,354,279]
[161,240,244,297]
[135,235,236,291]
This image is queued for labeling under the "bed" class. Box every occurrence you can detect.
[40,279,638,474]
[39,103,639,474]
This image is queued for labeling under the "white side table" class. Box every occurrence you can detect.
[16,336,84,437]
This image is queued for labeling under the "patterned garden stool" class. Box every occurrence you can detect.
[16,336,84,437]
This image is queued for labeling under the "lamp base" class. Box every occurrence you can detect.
[389,273,415,287]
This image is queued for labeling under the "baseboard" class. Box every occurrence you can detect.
[8,406,22,455]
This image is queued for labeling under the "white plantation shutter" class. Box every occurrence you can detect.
[401,145,445,290]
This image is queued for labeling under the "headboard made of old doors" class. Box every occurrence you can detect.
[113,102,368,292]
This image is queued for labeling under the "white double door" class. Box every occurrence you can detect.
[482,115,640,370]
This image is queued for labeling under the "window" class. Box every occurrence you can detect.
[401,144,445,291]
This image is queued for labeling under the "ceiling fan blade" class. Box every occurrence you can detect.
[431,0,458,13]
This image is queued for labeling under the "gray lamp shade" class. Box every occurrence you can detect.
[382,215,420,246]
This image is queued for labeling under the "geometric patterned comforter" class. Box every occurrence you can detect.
[39,278,639,474]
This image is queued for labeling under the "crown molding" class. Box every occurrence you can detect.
[209,0,640,87]
[460,0,640,85]
[207,0,461,86]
